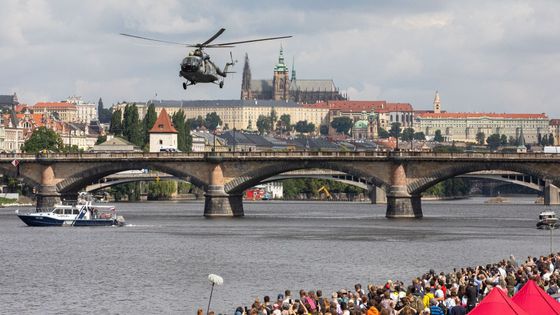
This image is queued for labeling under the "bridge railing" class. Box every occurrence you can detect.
[2,150,560,160]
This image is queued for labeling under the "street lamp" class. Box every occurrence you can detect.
[232,127,236,153]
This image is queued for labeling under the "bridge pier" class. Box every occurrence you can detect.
[385,163,422,218]
[544,181,560,205]
[204,163,244,217]
[369,186,387,204]
[36,185,61,211]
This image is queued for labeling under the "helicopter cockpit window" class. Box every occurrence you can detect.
[182,56,201,71]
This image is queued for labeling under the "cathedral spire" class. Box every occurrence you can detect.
[291,56,296,82]
[433,90,441,113]
[274,45,288,73]
[241,53,252,100]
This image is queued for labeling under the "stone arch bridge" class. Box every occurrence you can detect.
[3,151,560,218]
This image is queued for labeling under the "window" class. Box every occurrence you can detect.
[159,140,163,144]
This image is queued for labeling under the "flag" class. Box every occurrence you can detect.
[11,159,19,167]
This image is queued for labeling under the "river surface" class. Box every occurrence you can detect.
[0,197,555,314]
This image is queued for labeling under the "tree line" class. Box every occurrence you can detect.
[109,103,192,152]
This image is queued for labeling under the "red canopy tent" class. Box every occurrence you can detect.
[512,280,560,315]
[469,287,529,315]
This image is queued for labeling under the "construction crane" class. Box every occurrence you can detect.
[317,186,332,200]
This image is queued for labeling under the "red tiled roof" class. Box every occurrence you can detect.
[386,103,413,112]
[304,100,387,111]
[34,102,77,110]
[149,108,177,133]
[416,112,548,119]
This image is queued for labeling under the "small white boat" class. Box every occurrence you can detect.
[537,211,558,229]
[16,202,125,227]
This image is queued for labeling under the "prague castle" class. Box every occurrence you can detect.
[240,48,346,103]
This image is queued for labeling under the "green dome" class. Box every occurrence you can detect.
[353,120,369,129]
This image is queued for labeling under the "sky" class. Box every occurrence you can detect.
[1,0,560,117]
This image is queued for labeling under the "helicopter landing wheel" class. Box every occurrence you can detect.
[182,82,187,90]
[219,81,224,89]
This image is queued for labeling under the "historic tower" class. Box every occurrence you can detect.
[240,53,252,100]
[272,47,290,101]
[433,90,441,113]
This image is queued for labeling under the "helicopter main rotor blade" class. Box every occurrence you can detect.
[199,28,226,47]
[120,33,190,46]
[208,35,292,47]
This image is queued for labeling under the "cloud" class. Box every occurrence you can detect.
[1,0,560,118]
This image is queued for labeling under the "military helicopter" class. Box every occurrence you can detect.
[120,28,291,90]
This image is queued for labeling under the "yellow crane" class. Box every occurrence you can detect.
[317,186,332,200]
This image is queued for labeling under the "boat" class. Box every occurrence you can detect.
[537,211,558,229]
[15,202,125,227]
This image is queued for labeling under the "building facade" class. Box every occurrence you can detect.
[33,102,77,122]
[66,96,97,123]
[114,100,330,133]
[414,112,549,144]
[149,108,178,152]
[240,48,346,103]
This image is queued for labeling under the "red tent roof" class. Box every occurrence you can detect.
[149,108,177,133]
[470,287,529,315]
[512,280,560,315]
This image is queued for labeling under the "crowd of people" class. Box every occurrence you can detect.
[207,253,560,315]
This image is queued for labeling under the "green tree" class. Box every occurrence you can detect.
[508,136,518,146]
[147,180,176,200]
[109,109,122,135]
[205,112,222,131]
[401,128,415,141]
[95,135,107,145]
[279,114,292,132]
[389,122,401,139]
[434,130,444,142]
[476,131,485,145]
[256,115,272,134]
[378,127,390,139]
[97,98,112,123]
[330,116,353,135]
[172,109,192,152]
[142,103,157,145]
[21,127,64,153]
[500,134,508,145]
[295,120,315,134]
[319,125,329,136]
[122,104,143,146]
[413,132,426,140]
[542,134,549,146]
[486,134,502,150]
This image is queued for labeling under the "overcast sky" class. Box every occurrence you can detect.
[1,0,559,117]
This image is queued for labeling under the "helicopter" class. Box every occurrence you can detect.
[120,28,291,90]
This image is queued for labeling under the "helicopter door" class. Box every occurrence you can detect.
[181,56,201,72]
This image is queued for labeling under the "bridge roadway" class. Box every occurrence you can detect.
[2,151,560,218]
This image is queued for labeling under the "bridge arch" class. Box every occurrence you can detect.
[225,161,390,195]
[0,164,40,189]
[408,162,560,195]
[57,162,208,194]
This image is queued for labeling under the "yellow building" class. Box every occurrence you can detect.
[113,100,329,132]
[33,102,77,122]
[414,112,549,144]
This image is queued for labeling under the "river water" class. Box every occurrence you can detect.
[0,197,555,314]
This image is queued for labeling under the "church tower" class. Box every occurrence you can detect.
[272,46,289,101]
[433,90,441,113]
[240,53,252,100]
